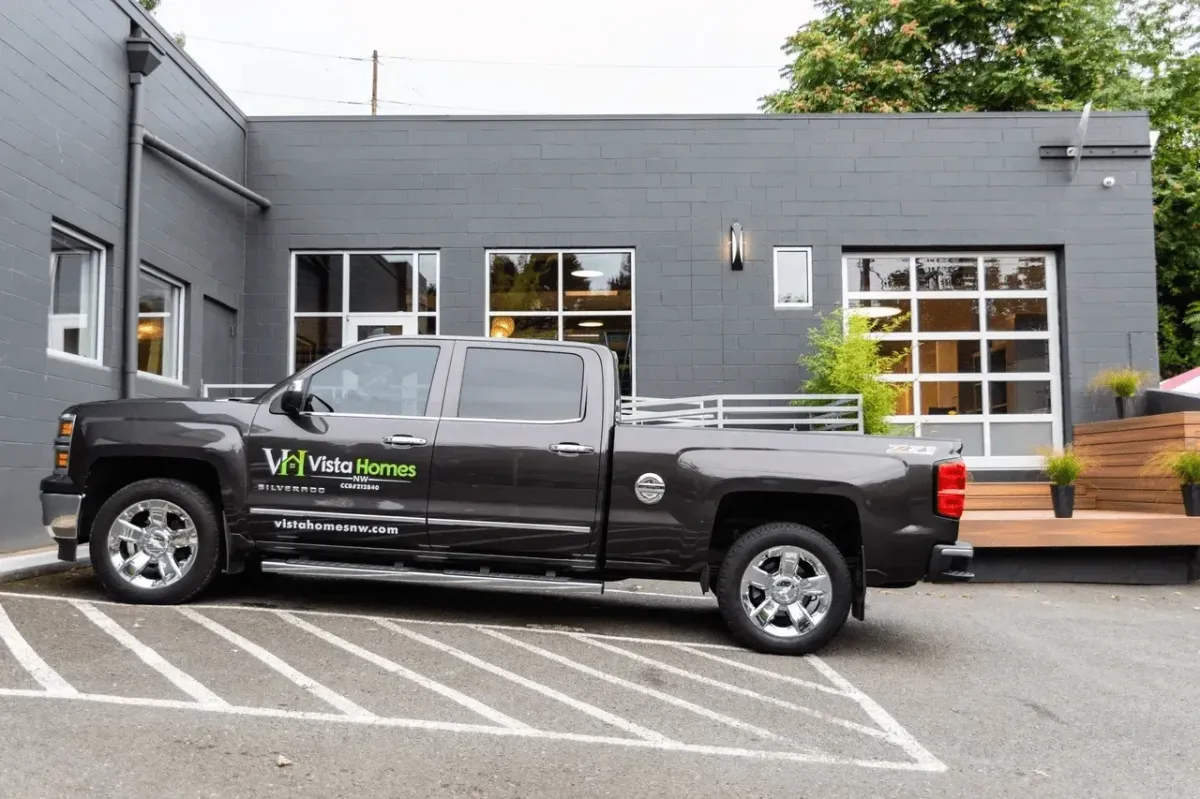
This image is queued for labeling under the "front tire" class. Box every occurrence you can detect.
[715,522,852,655]
[88,478,222,605]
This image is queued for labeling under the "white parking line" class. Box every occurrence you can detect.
[573,634,892,742]
[0,604,77,696]
[377,619,673,744]
[71,601,227,707]
[274,610,529,730]
[477,627,795,746]
[667,643,850,697]
[177,607,375,719]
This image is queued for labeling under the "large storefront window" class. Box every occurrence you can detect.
[290,251,439,372]
[844,253,1061,467]
[486,250,635,396]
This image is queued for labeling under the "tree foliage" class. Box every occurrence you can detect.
[763,0,1200,375]
[799,310,910,435]
[137,0,186,47]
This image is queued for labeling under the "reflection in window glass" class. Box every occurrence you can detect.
[308,346,439,417]
[137,268,182,380]
[990,422,1053,455]
[294,317,343,372]
[848,299,911,331]
[919,381,983,415]
[418,316,437,335]
[987,340,1050,373]
[918,299,979,332]
[924,423,985,456]
[49,227,104,360]
[915,257,978,291]
[457,348,584,421]
[489,315,557,340]
[990,381,1052,414]
[985,257,1046,291]
[489,253,559,312]
[418,253,438,312]
[845,257,909,291]
[774,248,812,306]
[565,316,634,396]
[878,342,912,374]
[295,254,342,313]
[562,253,632,312]
[349,254,412,313]
[919,340,981,373]
[892,382,914,415]
[986,298,1048,331]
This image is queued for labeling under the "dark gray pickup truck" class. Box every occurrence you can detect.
[40,335,973,654]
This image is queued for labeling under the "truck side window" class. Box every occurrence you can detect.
[307,345,440,417]
[456,348,584,421]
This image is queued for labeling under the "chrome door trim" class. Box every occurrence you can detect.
[427,517,592,534]
[249,508,425,524]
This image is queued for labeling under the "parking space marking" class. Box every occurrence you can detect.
[0,591,947,772]
[275,611,529,730]
[378,619,672,743]
[177,607,375,719]
[573,634,891,742]
[0,604,77,696]
[477,627,793,746]
[71,601,227,707]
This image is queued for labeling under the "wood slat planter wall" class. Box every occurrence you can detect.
[1073,411,1200,514]
[965,482,1096,511]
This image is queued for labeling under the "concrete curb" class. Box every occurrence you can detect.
[0,548,91,584]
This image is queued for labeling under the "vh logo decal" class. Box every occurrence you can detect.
[264,448,308,477]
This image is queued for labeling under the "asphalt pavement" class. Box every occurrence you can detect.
[0,569,1197,798]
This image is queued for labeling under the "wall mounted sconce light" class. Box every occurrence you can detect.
[730,222,744,271]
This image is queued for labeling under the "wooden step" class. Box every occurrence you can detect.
[962,510,1200,547]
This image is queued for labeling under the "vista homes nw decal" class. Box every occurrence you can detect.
[262,448,416,492]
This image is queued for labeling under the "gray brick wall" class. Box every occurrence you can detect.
[0,0,248,551]
[244,112,1158,421]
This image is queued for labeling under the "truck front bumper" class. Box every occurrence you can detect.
[40,490,83,561]
[926,541,974,582]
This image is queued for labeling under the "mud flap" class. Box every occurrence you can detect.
[851,546,866,621]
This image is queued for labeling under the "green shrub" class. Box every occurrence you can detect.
[1088,367,1149,398]
[1146,446,1200,485]
[798,310,909,435]
[1039,446,1088,486]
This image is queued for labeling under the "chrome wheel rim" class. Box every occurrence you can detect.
[106,499,199,589]
[739,545,831,639]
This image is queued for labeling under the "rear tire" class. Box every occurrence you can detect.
[89,478,222,605]
[715,522,852,655]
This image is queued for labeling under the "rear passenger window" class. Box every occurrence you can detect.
[457,348,584,421]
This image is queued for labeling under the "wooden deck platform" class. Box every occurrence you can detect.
[961,510,1200,548]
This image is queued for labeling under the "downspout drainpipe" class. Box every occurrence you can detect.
[121,70,146,399]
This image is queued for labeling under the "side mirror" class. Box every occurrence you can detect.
[279,379,306,416]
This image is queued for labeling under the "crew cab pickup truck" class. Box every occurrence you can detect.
[40,335,973,654]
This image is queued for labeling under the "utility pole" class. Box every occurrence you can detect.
[370,49,379,115]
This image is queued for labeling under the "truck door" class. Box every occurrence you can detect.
[245,339,451,551]
[425,342,606,561]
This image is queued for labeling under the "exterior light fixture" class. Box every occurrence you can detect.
[730,222,744,271]
[489,316,515,337]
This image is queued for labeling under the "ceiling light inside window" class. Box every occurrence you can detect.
[571,269,604,278]
[578,320,603,328]
[848,305,901,319]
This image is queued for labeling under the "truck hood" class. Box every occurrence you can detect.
[64,397,260,427]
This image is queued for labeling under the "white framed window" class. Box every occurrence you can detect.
[774,246,813,309]
[137,266,185,382]
[48,225,106,364]
[288,251,440,373]
[484,249,635,397]
[842,253,1061,469]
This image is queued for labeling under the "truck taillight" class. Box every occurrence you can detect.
[935,459,967,519]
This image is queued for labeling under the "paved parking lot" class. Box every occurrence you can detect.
[0,570,1197,798]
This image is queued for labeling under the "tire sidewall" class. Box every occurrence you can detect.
[716,522,852,655]
[89,478,222,605]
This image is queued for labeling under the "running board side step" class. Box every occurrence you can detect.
[261,559,605,594]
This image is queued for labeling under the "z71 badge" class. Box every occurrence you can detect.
[886,444,937,455]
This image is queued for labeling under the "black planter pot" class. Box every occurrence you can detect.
[1114,396,1130,419]
[1051,484,1076,519]
[1183,483,1200,517]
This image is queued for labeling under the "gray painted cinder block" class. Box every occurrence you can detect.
[0,0,250,551]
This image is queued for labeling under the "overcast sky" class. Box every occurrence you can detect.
[152,0,816,116]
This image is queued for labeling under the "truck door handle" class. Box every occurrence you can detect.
[383,434,427,447]
[550,443,595,455]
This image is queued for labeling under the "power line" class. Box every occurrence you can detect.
[188,35,779,69]
[230,88,526,114]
